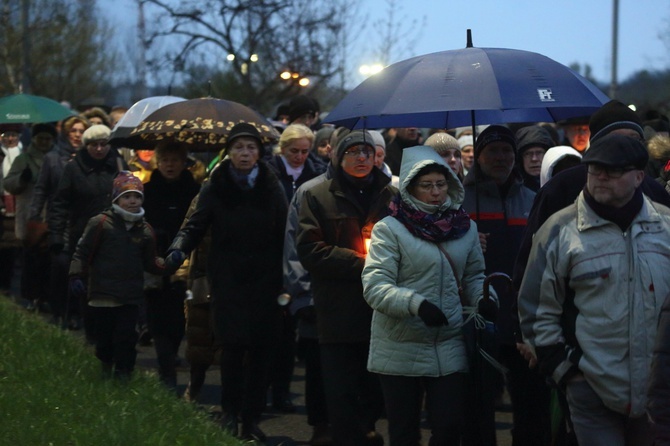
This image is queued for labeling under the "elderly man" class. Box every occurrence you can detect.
[518,134,670,445]
[296,130,396,445]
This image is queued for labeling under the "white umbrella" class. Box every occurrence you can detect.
[110,95,186,146]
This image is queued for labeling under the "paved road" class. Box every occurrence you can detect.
[135,341,513,445]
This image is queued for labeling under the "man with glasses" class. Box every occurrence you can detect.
[296,130,396,445]
[460,124,544,446]
[48,125,127,338]
[518,133,670,445]
[515,125,555,192]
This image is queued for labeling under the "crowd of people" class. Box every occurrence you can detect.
[2,93,670,446]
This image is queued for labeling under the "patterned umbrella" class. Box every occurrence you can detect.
[124,97,280,152]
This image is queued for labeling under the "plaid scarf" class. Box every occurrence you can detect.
[388,194,471,242]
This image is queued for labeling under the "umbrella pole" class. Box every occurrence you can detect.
[471,110,480,221]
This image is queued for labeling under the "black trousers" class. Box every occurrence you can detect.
[301,337,329,426]
[145,282,186,386]
[220,343,273,423]
[267,309,296,402]
[89,304,139,374]
[320,342,384,445]
[380,372,467,446]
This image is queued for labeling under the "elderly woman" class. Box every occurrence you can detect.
[267,123,325,202]
[165,123,288,441]
[362,145,494,445]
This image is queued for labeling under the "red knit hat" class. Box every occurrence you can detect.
[112,171,144,203]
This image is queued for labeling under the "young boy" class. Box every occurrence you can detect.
[69,171,169,381]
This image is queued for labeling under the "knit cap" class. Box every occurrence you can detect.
[82,124,111,145]
[112,171,144,203]
[336,130,375,162]
[589,100,644,143]
[474,125,516,159]
[425,132,460,155]
[458,135,473,150]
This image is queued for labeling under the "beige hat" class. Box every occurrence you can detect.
[82,124,111,145]
[425,132,460,156]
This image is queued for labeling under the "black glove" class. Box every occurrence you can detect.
[418,300,448,327]
[478,297,498,322]
[296,306,317,323]
[164,250,186,273]
[20,166,32,182]
[69,276,87,299]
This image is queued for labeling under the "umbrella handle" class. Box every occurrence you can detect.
[483,272,513,301]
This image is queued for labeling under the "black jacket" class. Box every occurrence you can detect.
[266,154,326,203]
[296,168,396,343]
[169,160,288,345]
[48,148,127,252]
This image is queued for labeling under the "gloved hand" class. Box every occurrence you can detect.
[164,250,186,273]
[418,300,448,327]
[20,166,32,183]
[69,276,87,299]
[478,297,498,322]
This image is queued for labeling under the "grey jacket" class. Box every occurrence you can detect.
[519,192,670,416]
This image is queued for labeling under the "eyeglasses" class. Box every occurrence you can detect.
[87,141,109,149]
[416,181,448,192]
[343,146,374,159]
[1,132,19,138]
[587,164,638,179]
[523,149,546,159]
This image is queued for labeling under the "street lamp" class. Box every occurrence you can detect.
[279,70,310,87]
[359,63,384,77]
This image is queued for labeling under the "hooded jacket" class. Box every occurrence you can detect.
[362,146,488,376]
[539,145,582,187]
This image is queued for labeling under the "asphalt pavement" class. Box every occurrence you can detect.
[134,340,513,445]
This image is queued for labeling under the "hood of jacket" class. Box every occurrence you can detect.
[540,145,582,187]
[398,145,464,211]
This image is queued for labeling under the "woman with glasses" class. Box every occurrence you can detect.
[362,145,493,445]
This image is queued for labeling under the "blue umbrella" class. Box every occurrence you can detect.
[325,30,609,130]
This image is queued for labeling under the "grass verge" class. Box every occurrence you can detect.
[0,295,238,445]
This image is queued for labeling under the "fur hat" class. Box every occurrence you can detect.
[474,125,516,159]
[31,123,57,139]
[336,130,375,162]
[82,124,111,145]
[288,95,316,123]
[589,100,644,143]
[225,122,264,156]
[581,133,648,169]
[112,171,144,203]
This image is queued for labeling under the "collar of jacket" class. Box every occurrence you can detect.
[577,191,664,234]
[463,164,525,197]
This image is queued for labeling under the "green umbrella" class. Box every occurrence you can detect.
[0,93,73,124]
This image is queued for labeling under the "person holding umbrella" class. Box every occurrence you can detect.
[461,125,549,446]
[362,145,492,445]
[163,123,288,441]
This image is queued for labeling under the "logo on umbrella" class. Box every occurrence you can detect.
[537,89,554,102]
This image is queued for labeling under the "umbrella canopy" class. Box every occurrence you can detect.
[0,93,73,124]
[325,33,609,130]
[109,95,186,145]
[124,97,280,152]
